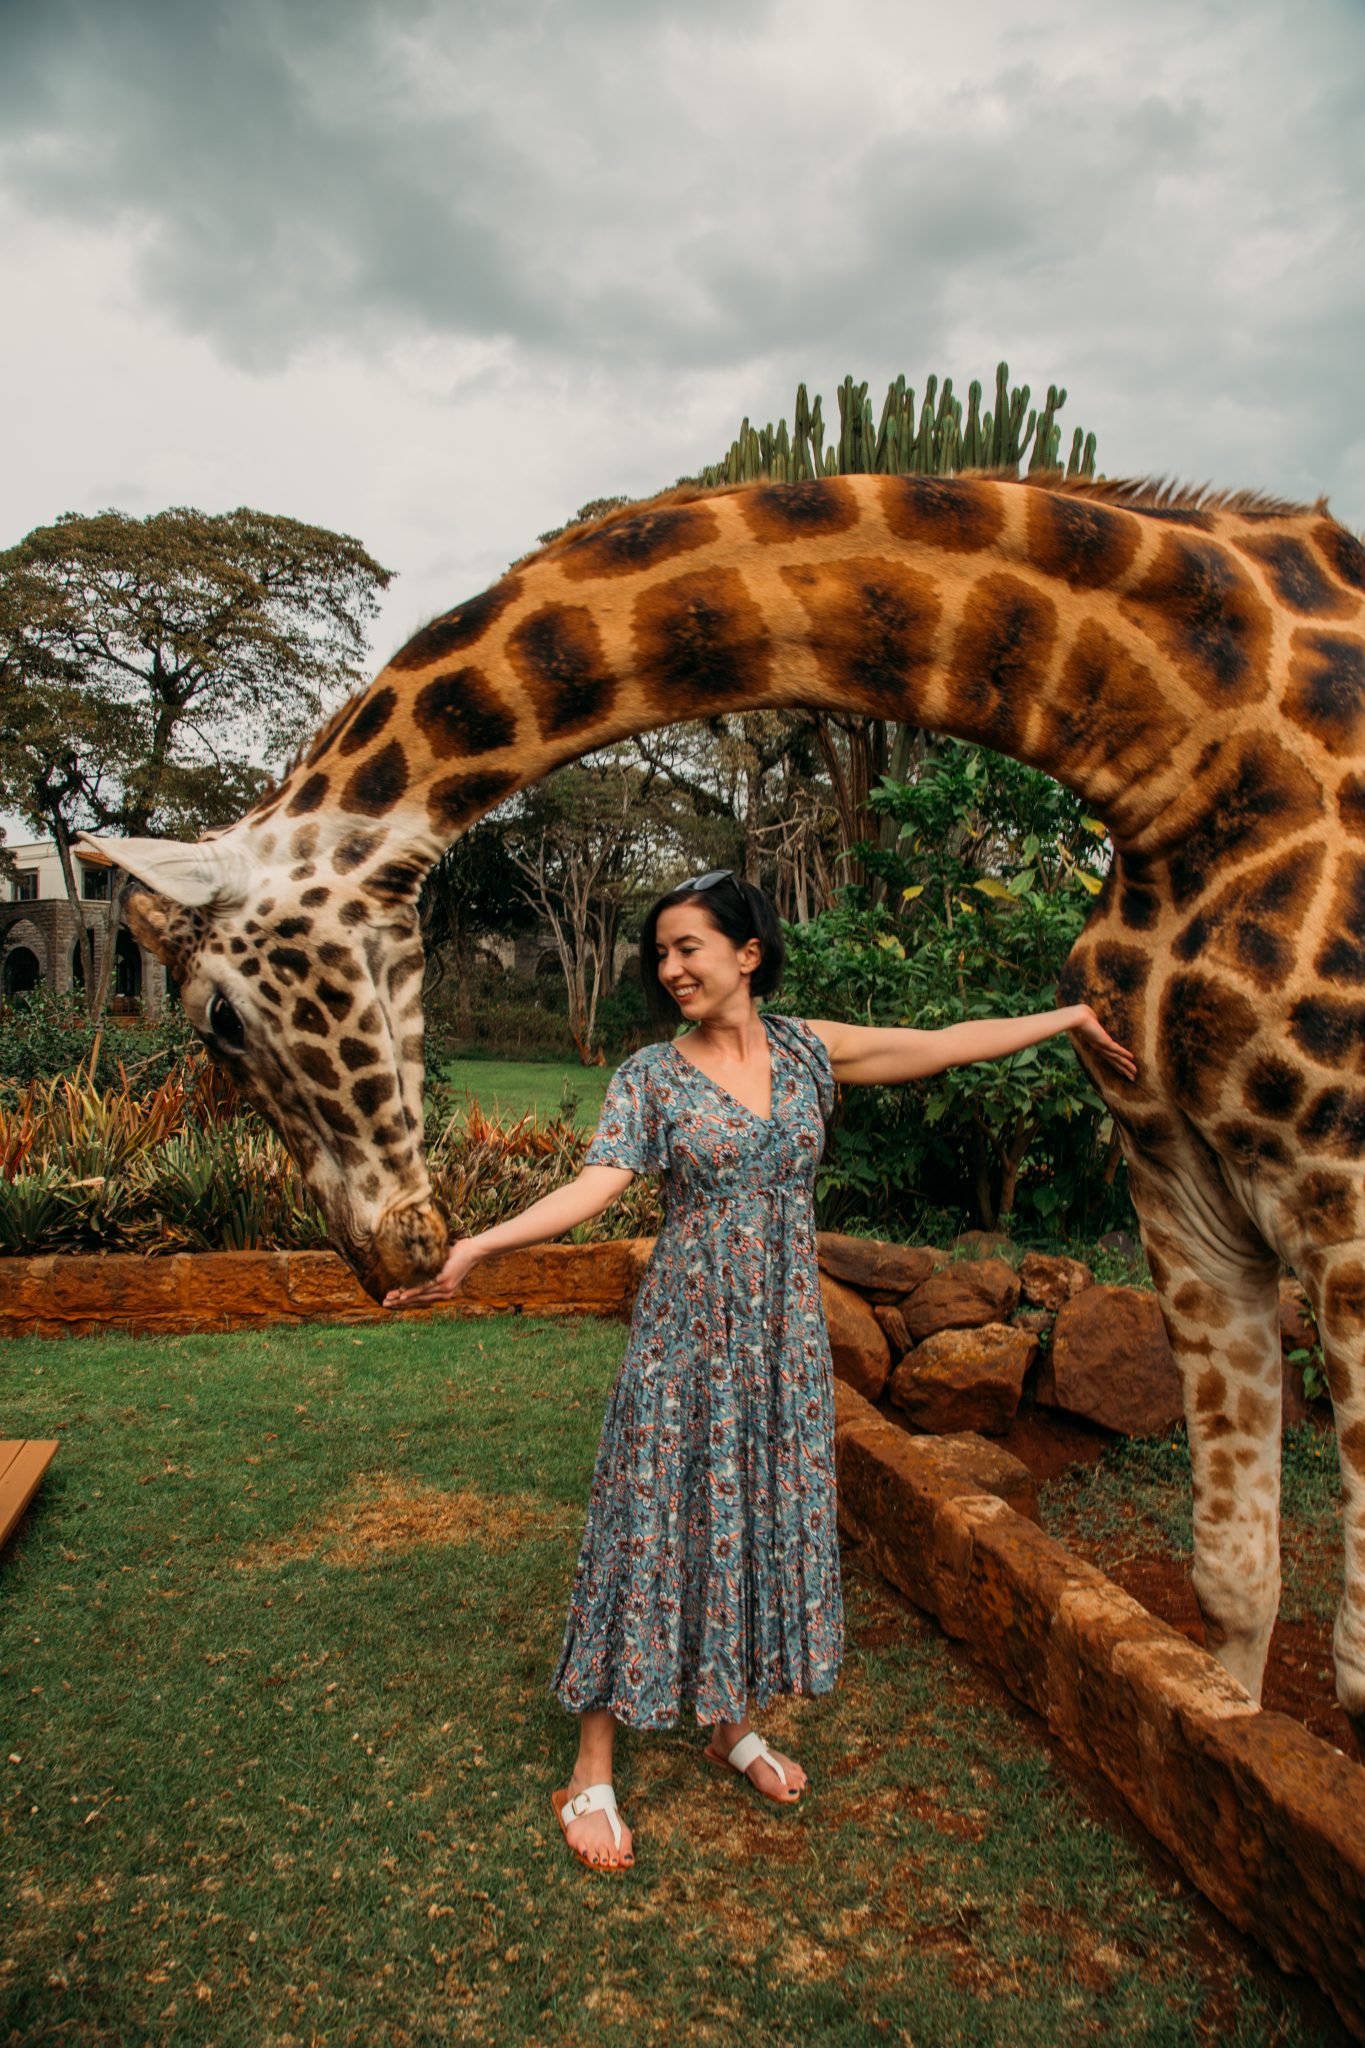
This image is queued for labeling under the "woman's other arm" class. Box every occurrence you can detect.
[804,1006,1136,1087]
[383,1164,636,1308]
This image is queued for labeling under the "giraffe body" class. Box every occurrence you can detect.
[82,471,1365,1721]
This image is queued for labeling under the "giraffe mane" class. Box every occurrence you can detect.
[1016,470,1328,521]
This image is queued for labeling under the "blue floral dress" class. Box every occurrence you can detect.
[552,1012,844,1730]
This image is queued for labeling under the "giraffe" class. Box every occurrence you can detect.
[78,469,1365,1729]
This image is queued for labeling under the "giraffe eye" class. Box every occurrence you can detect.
[209,993,246,1053]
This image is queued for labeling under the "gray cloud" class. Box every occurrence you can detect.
[2,0,1363,523]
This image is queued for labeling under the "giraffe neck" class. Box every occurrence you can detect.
[248,473,1353,890]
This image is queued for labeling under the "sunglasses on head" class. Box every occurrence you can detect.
[680,869,738,894]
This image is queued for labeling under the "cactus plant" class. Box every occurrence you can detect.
[699,361,1097,488]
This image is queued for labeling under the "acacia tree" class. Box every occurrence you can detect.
[0,506,392,1014]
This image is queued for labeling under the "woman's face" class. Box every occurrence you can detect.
[654,901,762,1021]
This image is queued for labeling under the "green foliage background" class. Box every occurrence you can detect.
[781,743,1131,1242]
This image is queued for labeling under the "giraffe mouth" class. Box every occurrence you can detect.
[350,1199,450,1301]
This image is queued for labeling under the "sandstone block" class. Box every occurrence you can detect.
[872,1302,912,1354]
[1019,1251,1093,1311]
[285,1251,378,1321]
[463,1242,638,1317]
[1011,1307,1053,1338]
[901,1257,1021,1342]
[820,1273,892,1400]
[1037,1285,1182,1436]
[889,1322,1036,1435]
[905,1430,1040,1523]
[816,1233,944,1302]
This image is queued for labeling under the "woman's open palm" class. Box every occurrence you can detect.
[385,1235,481,1310]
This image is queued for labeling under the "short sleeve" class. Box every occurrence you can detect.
[583,1053,668,1176]
[770,1014,836,1125]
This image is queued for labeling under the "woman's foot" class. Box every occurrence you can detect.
[705,1720,807,1803]
[555,1767,634,1869]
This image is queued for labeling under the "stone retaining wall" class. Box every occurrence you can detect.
[0,1243,653,1339]
[833,1380,1365,2037]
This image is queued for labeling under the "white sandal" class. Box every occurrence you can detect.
[704,1729,803,1804]
[550,1782,632,1870]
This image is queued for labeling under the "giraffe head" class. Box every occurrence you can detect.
[77,825,448,1299]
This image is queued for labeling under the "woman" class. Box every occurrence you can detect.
[386,871,1136,1873]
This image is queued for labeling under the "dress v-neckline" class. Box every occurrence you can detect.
[667,1015,777,1124]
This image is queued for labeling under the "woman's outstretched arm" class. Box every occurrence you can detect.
[384,1164,636,1308]
[805,1005,1136,1087]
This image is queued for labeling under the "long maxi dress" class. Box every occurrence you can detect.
[552,1013,844,1730]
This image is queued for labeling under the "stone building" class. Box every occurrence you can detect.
[0,837,169,1019]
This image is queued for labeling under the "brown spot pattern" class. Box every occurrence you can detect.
[1037,621,1176,809]
[558,504,718,582]
[946,574,1058,755]
[1122,533,1273,704]
[739,480,859,542]
[1025,492,1142,589]
[507,605,618,739]
[1167,735,1324,907]
[389,579,523,671]
[882,477,1005,554]
[1237,533,1354,617]
[1283,631,1365,752]
[631,568,773,712]
[426,770,518,835]
[780,556,940,715]
[1313,520,1365,593]
[341,741,409,818]
[337,687,399,758]
[414,667,517,757]
[1170,842,1324,989]
[1158,972,1260,1115]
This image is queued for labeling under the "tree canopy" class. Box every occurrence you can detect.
[0,504,393,1010]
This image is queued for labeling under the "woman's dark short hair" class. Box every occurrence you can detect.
[639,873,786,1029]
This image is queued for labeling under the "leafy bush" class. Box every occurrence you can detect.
[0,1059,660,1257]
[781,742,1136,1243]
[0,985,199,1099]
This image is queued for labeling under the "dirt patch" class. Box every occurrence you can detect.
[1060,1545,1356,1754]
[236,1473,579,1570]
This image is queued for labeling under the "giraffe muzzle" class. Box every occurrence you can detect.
[358,1200,451,1301]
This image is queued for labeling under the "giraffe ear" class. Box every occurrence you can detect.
[73,835,256,910]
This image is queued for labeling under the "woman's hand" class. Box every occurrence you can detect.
[384,1234,484,1310]
[1068,1005,1138,1083]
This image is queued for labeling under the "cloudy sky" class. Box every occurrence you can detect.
[2,0,1362,708]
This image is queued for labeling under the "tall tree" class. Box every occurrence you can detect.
[0,506,392,1014]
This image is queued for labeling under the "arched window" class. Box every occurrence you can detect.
[2,947,40,1002]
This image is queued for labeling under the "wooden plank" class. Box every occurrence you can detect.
[0,1441,57,1552]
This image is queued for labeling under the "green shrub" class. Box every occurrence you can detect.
[0,985,199,1099]
[781,742,1137,1243]
[0,1060,660,1257]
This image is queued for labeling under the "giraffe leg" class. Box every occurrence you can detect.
[1288,1241,1365,1731]
[1130,1173,1284,1703]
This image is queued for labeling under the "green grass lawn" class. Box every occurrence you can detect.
[441,1055,618,1126]
[0,1319,1341,2046]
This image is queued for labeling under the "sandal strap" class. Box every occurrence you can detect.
[560,1782,622,1849]
[723,1731,787,1785]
